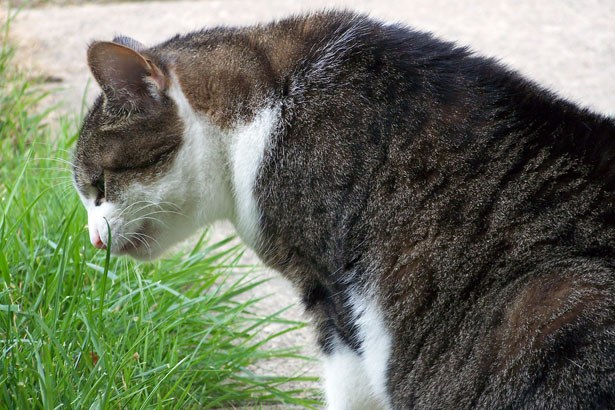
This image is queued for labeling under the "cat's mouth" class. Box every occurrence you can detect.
[115,221,157,258]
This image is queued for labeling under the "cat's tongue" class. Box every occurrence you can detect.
[91,230,106,250]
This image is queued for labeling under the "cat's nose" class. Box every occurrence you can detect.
[91,230,106,249]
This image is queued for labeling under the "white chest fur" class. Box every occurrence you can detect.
[228,106,279,248]
[170,74,393,409]
[324,291,393,410]
[168,72,278,249]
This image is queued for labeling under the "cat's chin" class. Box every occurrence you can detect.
[111,222,167,261]
[114,243,165,261]
[114,236,166,261]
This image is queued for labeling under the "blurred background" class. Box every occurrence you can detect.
[4,0,614,116]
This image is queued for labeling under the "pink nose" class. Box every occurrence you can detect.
[92,231,106,249]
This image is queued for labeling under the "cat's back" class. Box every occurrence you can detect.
[245,11,615,409]
[152,11,615,408]
[75,9,615,409]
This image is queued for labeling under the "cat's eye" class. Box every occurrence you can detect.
[93,178,105,194]
[92,177,105,205]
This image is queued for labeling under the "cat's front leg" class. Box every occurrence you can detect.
[323,342,387,410]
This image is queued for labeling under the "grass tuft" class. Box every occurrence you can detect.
[0,11,319,409]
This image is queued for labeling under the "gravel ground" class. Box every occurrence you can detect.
[4,0,614,407]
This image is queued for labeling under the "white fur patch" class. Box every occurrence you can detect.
[166,72,234,227]
[78,190,110,247]
[323,290,392,410]
[167,73,279,250]
[86,200,116,245]
[229,105,279,248]
[350,292,393,409]
[79,74,235,259]
[77,72,276,259]
[324,338,388,410]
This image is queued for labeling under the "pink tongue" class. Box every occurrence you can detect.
[91,230,106,249]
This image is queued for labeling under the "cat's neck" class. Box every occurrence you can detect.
[152,13,350,129]
[165,74,234,226]
[227,104,280,248]
[166,70,278,249]
[156,18,338,249]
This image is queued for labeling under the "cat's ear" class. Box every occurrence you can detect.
[111,35,146,53]
[87,41,166,111]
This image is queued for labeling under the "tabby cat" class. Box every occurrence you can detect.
[73,11,615,409]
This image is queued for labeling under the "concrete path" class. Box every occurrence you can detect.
[7,0,615,116]
[4,0,614,407]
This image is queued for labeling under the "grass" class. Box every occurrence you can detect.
[0,13,319,410]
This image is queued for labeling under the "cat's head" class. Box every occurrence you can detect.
[73,37,231,260]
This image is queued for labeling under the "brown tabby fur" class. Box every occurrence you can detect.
[75,11,615,409]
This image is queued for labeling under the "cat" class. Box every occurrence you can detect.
[73,10,615,409]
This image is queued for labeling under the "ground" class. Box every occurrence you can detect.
[2,0,614,407]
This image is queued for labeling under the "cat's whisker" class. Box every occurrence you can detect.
[57,190,77,201]
[133,232,160,249]
[139,209,186,219]
[30,161,73,169]
[123,231,155,252]
[131,216,166,228]
[146,201,184,214]
[30,167,73,174]
[134,215,168,227]
[124,200,169,214]
[152,200,183,212]
[34,157,75,167]
[117,201,186,222]
[34,176,75,185]
[128,215,168,230]
[134,237,153,252]
[53,148,75,157]
[117,201,159,219]
[119,232,154,255]
[36,159,83,175]
[35,177,75,187]
[40,180,78,196]
[116,233,142,251]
